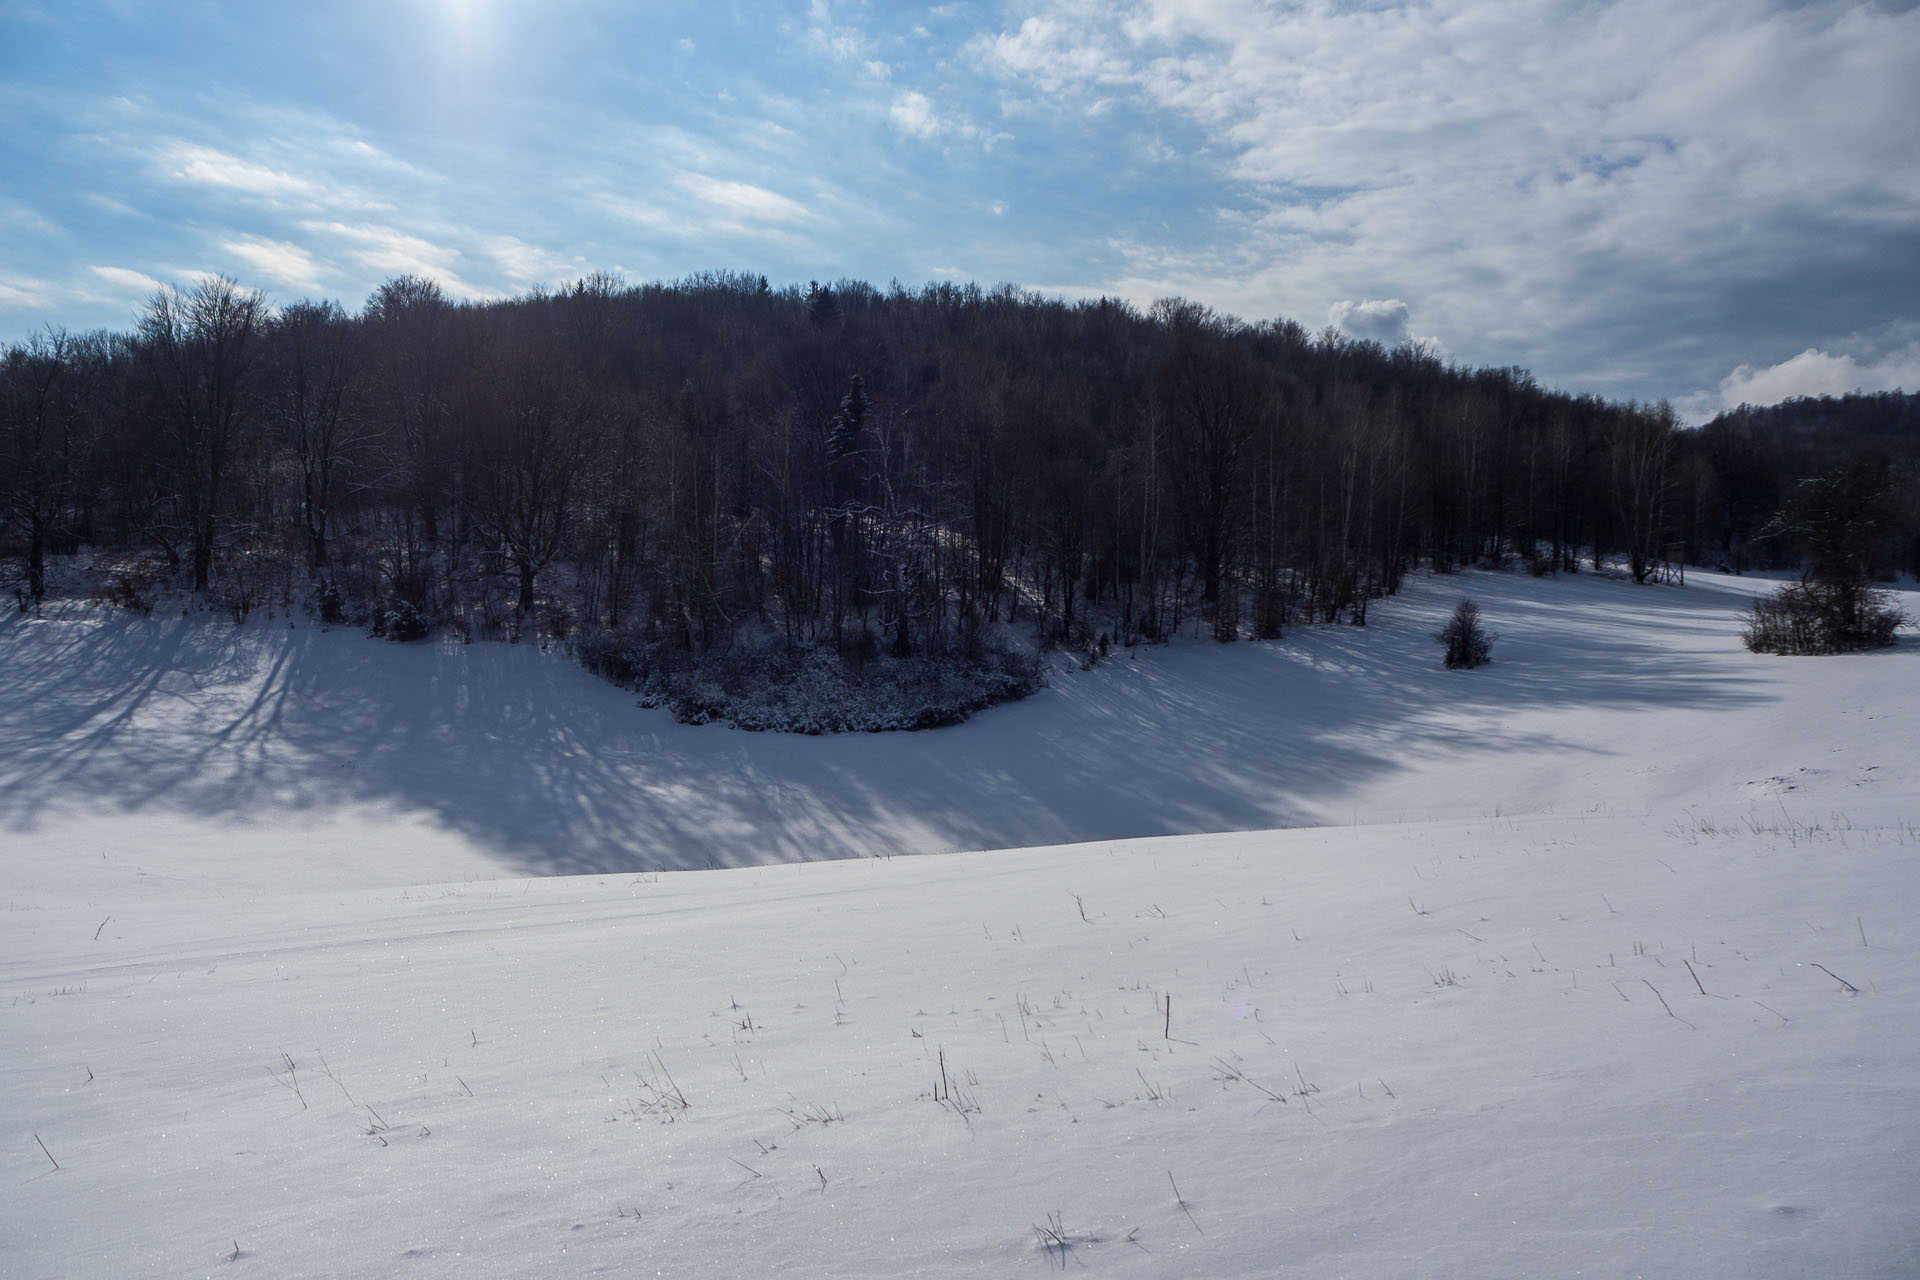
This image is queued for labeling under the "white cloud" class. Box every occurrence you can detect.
[889,90,943,141]
[86,265,164,295]
[0,273,51,308]
[677,173,813,225]
[1329,298,1411,348]
[149,116,407,220]
[486,235,582,288]
[155,141,320,200]
[298,221,481,298]
[969,0,1920,397]
[593,174,819,251]
[888,90,1007,148]
[807,4,873,63]
[1716,341,1920,411]
[341,138,418,175]
[0,201,61,236]
[85,194,142,219]
[598,194,680,232]
[219,235,326,292]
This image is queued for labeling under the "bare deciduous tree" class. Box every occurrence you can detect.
[138,276,267,592]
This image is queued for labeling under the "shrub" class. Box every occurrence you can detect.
[315,581,346,625]
[582,629,1046,732]
[374,599,431,642]
[97,572,155,616]
[1742,581,1904,654]
[1435,598,1494,669]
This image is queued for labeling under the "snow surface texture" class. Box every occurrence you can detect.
[3,568,1917,1277]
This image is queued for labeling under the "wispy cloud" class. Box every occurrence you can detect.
[486,235,583,289]
[219,235,326,292]
[86,265,164,296]
[341,137,419,176]
[678,173,814,226]
[0,200,61,236]
[888,90,1007,148]
[298,221,480,298]
[0,272,51,308]
[597,194,681,234]
[805,0,875,62]
[155,141,321,200]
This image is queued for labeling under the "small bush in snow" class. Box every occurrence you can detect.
[315,581,346,625]
[1436,598,1494,669]
[97,571,156,616]
[1742,581,1904,655]
[374,599,431,643]
[575,628,1045,732]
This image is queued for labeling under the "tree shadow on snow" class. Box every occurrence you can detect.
[0,571,1856,877]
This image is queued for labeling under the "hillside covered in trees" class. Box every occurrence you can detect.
[4,273,1917,727]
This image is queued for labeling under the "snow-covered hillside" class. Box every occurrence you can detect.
[4,568,1917,1277]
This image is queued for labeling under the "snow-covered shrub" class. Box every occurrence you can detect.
[97,571,156,616]
[315,580,346,625]
[373,599,431,642]
[573,626,645,687]
[538,599,573,643]
[575,627,1044,732]
[1742,581,1904,655]
[1436,598,1494,669]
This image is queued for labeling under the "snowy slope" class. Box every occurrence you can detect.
[3,567,1911,886]
[3,568,1917,1278]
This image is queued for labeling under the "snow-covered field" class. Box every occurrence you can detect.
[4,568,1917,1277]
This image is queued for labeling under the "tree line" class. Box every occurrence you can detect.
[5,271,1917,668]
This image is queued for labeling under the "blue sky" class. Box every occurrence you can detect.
[3,0,1917,418]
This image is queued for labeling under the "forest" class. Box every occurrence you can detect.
[4,272,1917,727]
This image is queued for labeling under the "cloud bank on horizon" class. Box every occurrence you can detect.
[1,0,1916,419]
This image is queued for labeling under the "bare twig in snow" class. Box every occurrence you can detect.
[1811,962,1859,993]
[271,1051,306,1109]
[1169,1170,1203,1235]
[1642,979,1695,1029]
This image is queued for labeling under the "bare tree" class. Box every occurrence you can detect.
[138,276,268,592]
[1,331,94,603]
[268,300,371,569]
[466,345,602,615]
[1608,403,1677,583]
[1153,302,1258,632]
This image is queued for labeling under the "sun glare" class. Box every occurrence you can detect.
[426,0,501,113]
[435,0,495,58]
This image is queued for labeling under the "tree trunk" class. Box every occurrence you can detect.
[193,518,214,593]
[27,526,46,602]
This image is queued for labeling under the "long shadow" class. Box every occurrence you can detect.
[0,571,1857,877]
